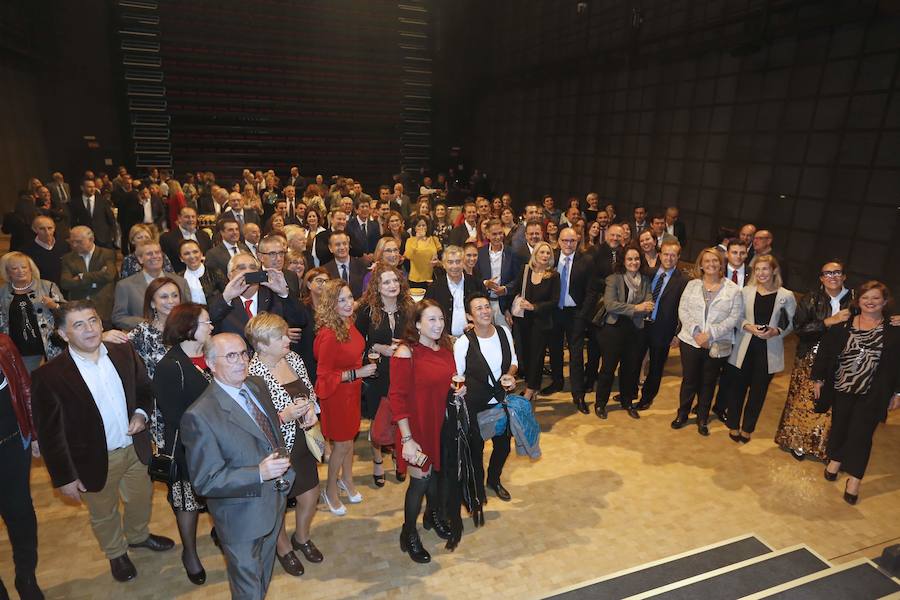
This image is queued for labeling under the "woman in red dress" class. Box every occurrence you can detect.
[313,280,377,516]
[389,299,465,563]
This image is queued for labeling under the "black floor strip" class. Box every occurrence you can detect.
[765,563,900,600]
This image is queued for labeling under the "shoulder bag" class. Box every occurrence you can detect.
[511,265,530,318]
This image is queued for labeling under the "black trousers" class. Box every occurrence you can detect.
[585,333,601,388]
[595,319,645,409]
[468,409,511,495]
[521,319,549,390]
[637,327,672,406]
[549,307,586,395]
[725,341,774,434]
[677,341,726,421]
[0,435,38,582]
[828,391,883,479]
[512,317,529,383]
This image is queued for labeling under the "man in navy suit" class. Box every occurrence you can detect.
[345,197,380,262]
[476,219,520,328]
[635,240,689,410]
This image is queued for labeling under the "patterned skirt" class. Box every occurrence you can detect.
[168,479,206,513]
[773,351,832,460]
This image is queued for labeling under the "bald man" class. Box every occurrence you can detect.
[22,215,70,285]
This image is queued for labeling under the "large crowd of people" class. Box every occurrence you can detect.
[1,166,898,599]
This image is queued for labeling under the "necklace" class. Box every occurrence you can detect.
[11,281,34,292]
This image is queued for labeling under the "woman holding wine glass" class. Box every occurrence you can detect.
[389,299,463,563]
[247,313,323,576]
[313,280,377,515]
[355,264,413,486]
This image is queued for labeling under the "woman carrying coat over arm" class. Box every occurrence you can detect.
[723,255,796,443]
[594,247,653,420]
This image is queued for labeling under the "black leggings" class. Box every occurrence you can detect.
[0,435,38,582]
[725,341,774,434]
[595,319,645,409]
[677,341,726,421]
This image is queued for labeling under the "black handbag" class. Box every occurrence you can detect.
[777,306,790,332]
[148,430,179,484]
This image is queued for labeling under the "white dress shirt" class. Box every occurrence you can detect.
[726,264,746,287]
[142,198,154,224]
[447,274,467,336]
[80,246,95,272]
[240,291,259,317]
[83,195,95,217]
[558,252,576,307]
[179,226,197,241]
[465,222,477,240]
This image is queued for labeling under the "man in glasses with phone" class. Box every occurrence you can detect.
[181,333,293,599]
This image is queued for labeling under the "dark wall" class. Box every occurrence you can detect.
[445,0,900,293]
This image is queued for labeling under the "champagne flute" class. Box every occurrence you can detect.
[273,446,291,492]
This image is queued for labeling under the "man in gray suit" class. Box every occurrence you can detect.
[111,241,188,330]
[60,226,118,326]
[180,333,293,600]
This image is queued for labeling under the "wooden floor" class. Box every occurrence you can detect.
[2,338,899,600]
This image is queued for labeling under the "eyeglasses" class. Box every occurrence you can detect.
[821,270,843,277]
[220,350,250,364]
[197,319,212,325]
[261,251,286,258]
[311,277,329,285]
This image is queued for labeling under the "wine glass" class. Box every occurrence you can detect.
[273,446,291,492]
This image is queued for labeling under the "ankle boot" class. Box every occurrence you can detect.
[399,525,431,563]
[423,508,452,540]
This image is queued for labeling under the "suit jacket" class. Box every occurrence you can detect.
[669,221,687,246]
[59,247,118,324]
[314,228,360,265]
[553,249,595,318]
[208,286,309,338]
[602,272,653,328]
[204,241,249,278]
[424,271,485,329]
[111,271,189,331]
[447,223,477,248]
[645,268,688,346]
[160,228,213,273]
[725,265,751,288]
[476,245,520,312]
[592,243,623,275]
[31,343,154,492]
[323,258,367,299]
[391,196,413,220]
[112,189,142,244]
[180,377,293,543]
[346,217,380,255]
[50,181,71,208]
[219,208,261,227]
[70,195,118,248]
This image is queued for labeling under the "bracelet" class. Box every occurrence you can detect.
[401,435,412,443]
[351,369,357,381]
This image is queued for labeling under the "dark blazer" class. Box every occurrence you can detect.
[219,208,261,227]
[111,271,190,331]
[208,286,309,339]
[447,223,477,248]
[553,249,595,316]
[70,195,118,248]
[179,266,227,301]
[517,266,561,332]
[602,272,653,327]
[152,345,210,479]
[592,243,623,275]
[59,246,118,324]
[670,221,687,247]
[645,268,688,346]
[204,241,249,278]
[313,228,340,265]
[31,343,154,492]
[323,258,367,299]
[160,228,213,273]
[346,216,380,255]
[424,270,485,328]
[476,245,520,312]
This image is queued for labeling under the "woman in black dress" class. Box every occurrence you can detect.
[813,281,900,504]
[152,303,213,585]
[247,313,323,575]
[515,241,560,400]
[356,263,413,485]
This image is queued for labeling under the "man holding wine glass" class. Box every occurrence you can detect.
[180,333,293,599]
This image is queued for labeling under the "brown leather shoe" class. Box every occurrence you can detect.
[291,535,324,563]
[277,550,304,576]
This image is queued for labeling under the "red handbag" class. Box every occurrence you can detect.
[370,397,396,447]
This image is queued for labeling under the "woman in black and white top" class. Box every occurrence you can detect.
[672,248,744,436]
[812,281,900,505]
[723,255,796,443]
[246,313,322,575]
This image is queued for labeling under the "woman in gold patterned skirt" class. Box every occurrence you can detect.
[774,262,851,460]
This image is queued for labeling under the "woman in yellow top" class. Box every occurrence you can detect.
[403,216,442,290]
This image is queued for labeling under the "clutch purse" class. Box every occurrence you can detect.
[148,430,179,484]
[304,423,326,463]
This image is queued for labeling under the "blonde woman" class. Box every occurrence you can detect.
[672,248,743,436]
[120,224,174,279]
[516,241,560,400]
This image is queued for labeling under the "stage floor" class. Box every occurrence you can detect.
[3,342,899,600]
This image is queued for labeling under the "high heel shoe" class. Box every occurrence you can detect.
[728,432,742,443]
[393,453,406,482]
[337,479,363,503]
[843,481,859,505]
[824,467,838,482]
[320,489,346,516]
[372,459,385,488]
[182,552,206,585]
[423,509,453,540]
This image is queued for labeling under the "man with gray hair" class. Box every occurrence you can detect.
[111,241,188,330]
[424,245,485,337]
[60,226,118,326]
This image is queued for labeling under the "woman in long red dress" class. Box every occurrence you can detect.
[389,299,465,563]
[314,280,377,516]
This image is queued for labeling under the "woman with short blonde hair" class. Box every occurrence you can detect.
[120,224,174,279]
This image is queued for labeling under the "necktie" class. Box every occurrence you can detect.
[652,272,666,303]
[235,212,244,226]
[238,388,278,449]
[558,255,570,309]
[732,269,739,284]
[610,249,617,267]
[340,264,349,283]
[85,197,93,217]
[229,245,237,256]
[362,220,367,237]
[243,298,253,318]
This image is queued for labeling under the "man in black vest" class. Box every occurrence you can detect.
[453,292,519,508]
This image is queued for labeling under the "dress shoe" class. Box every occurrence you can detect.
[625,407,640,419]
[292,535,324,563]
[277,550,304,576]
[487,480,511,501]
[612,393,622,404]
[109,554,137,582]
[423,509,453,540]
[399,525,431,564]
[729,432,742,443]
[824,468,838,482]
[594,404,608,419]
[791,449,805,461]
[635,401,652,411]
[573,394,590,414]
[337,479,363,503]
[540,380,564,395]
[712,408,727,423]
[697,422,710,436]
[321,489,347,516]
[670,416,688,429]
[739,435,751,444]
[14,575,44,600]
[843,481,859,505]
[128,534,175,552]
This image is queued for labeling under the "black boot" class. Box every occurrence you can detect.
[400,476,431,563]
[423,476,452,540]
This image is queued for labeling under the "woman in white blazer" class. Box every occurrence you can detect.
[723,255,796,442]
[672,248,744,436]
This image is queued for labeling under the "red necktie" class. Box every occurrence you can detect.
[732,269,739,284]
[243,298,253,318]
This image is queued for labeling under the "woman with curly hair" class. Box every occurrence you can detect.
[313,280,377,515]
[356,264,414,486]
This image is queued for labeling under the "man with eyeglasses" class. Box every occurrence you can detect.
[181,332,292,599]
[752,229,788,286]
